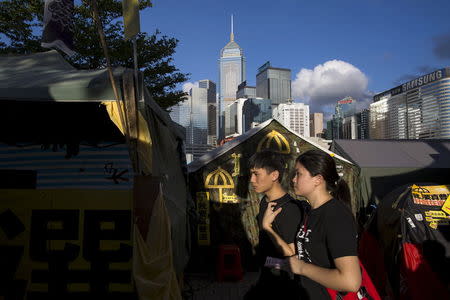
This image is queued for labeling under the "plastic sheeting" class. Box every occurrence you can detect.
[133,185,181,300]
[103,100,183,300]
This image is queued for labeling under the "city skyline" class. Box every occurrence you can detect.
[142,0,450,118]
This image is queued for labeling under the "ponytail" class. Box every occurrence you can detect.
[331,177,351,209]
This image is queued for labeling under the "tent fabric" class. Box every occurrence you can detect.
[331,139,450,168]
[103,101,153,173]
[189,118,352,173]
[331,139,450,209]
[133,184,181,300]
[0,50,122,102]
[1,51,190,300]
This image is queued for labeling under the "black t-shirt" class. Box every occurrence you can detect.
[296,198,358,300]
[256,193,303,264]
[247,194,306,299]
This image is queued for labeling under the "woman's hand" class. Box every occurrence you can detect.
[262,201,282,231]
[287,256,306,275]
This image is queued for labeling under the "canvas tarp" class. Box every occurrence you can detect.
[0,50,122,102]
[331,139,450,213]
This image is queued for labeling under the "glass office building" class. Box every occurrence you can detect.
[169,95,191,128]
[256,61,291,105]
[370,67,450,139]
[199,80,217,145]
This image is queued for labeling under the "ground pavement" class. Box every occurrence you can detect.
[182,272,259,300]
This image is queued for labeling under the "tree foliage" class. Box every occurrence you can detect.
[0,0,188,109]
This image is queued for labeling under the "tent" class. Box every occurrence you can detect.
[331,139,450,217]
[359,184,450,299]
[187,119,359,270]
[0,51,190,299]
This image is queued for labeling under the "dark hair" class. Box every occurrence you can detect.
[295,150,351,207]
[249,150,286,182]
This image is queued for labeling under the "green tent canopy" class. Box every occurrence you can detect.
[331,139,450,215]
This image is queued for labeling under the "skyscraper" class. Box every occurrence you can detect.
[218,15,246,139]
[273,102,310,137]
[199,80,217,145]
[169,95,191,128]
[170,80,216,146]
[256,61,291,105]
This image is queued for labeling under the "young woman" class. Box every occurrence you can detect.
[262,150,361,299]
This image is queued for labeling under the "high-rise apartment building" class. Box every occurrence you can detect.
[310,113,323,137]
[218,15,246,139]
[370,68,450,139]
[359,109,370,139]
[256,61,291,105]
[273,102,310,137]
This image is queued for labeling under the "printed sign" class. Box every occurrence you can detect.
[411,185,450,206]
[0,190,133,298]
[442,195,450,215]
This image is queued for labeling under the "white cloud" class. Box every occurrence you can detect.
[292,60,370,117]
[182,81,198,93]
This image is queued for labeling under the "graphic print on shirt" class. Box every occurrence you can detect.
[296,225,312,263]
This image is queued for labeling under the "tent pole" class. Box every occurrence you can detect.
[89,0,130,142]
[132,36,141,173]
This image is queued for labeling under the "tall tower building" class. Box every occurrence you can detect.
[256,61,291,105]
[218,15,246,139]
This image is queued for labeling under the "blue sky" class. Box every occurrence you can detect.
[142,0,450,115]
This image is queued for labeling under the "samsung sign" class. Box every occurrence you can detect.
[402,69,446,92]
[374,68,448,102]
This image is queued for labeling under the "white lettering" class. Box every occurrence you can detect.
[430,73,436,82]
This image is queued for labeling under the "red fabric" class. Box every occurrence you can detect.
[327,260,381,300]
[358,230,388,297]
[400,242,450,300]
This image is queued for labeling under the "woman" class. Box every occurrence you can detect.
[262,150,361,299]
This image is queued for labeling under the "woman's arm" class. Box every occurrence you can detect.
[262,202,296,256]
[288,255,361,292]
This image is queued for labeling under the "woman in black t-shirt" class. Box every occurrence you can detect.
[262,150,361,299]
